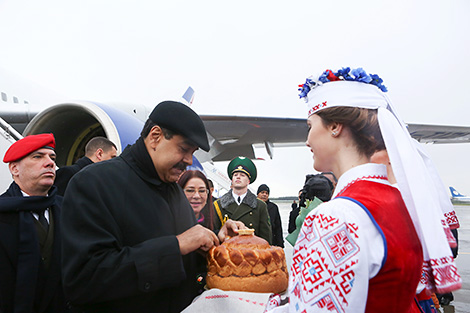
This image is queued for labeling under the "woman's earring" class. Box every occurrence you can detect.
[332,131,337,137]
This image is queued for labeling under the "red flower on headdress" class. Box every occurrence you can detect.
[326,69,340,81]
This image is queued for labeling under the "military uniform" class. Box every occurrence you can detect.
[215,156,272,243]
[214,190,272,243]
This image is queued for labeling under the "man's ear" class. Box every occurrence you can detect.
[95,148,104,161]
[146,125,163,150]
[9,162,19,177]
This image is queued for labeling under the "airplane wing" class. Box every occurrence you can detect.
[198,115,308,162]
[199,116,470,162]
[407,123,470,144]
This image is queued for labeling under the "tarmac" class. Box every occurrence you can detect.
[278,202,470,312]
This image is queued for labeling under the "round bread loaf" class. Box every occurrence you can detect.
[206,232,288,293]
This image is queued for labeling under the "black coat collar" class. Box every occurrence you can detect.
[122,137,163,187]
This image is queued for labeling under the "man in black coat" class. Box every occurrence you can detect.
[54,136,117,196]
[61,101,244,313]
[256,184,284,247]
[0,133,68,313]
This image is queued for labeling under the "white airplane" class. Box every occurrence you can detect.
[2,67,470,192]
[449,187,470,203]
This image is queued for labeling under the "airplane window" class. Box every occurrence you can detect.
[24,100,29,104]
[1,92,6,102]
[13,96,18,103]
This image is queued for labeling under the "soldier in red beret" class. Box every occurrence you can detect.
[0,133,69,312]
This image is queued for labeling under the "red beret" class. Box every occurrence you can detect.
[3,133,55,163]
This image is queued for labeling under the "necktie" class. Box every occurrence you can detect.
[237,196,241,204]
[38,209,49,231]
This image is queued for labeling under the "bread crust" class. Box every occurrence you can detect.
[206,234,288,293]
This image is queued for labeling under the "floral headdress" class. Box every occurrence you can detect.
[298,67,387,101]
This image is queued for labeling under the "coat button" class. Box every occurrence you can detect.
[144,282,151,290]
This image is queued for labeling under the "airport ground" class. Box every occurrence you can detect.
[277,201,469,312]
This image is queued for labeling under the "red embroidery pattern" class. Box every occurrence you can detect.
[302,250,329,288]
[296,214,318,252]
[291,251,305,277]
[441,219,457,248]
[329,260,358,305]
[290,210,360,312]
[444,211,460,229]
[347,223,359,239]
[324,228,357,263]
[204,294,266,306]
[316,293,341,312]
[336,175,388,197]
[338,269,355,296]
[205,295,229,299]
[316,213,340,230]
[423,256,462,293]
[314,290,344,312]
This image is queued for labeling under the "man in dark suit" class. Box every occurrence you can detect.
[61,101,244,313]
[54,136,117,196]
[0,133,68,312]
[257,184,284,247]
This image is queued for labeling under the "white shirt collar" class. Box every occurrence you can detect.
[332,163,390,198]
[232,190,247,204]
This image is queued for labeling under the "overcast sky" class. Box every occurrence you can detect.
[0,0,469,197]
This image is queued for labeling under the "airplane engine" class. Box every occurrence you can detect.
[23,101,144,167]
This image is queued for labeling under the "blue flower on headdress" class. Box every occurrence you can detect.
[370,74,388,92]
[298,66,388,100]
[298,78,317,99]
[334,67,352,80]
[318,70,330,83]
[351,68,372,83]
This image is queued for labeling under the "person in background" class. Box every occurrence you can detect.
[257,184,284,247]
[54,136,117,196]
[177,169,216,295]
[214,156,272,243]
[178,170,215,231]
[288,190,302,234]
[0,134,68,312]
[61,101,244,313]
[207,179,217,200]
[280,67,461,312]
[285,174,335,247]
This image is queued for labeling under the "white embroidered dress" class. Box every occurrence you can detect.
[288,163,389,313]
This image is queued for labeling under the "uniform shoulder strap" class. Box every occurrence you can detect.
[214,200,227,226]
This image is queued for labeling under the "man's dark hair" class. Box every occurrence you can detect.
[85,137,117,157]
[299,174,334,207]
[140,119,175,139]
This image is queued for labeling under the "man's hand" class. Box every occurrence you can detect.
[217,219,247,242]
[177,224,219,255]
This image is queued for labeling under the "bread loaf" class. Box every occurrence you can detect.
[206,231,288,293]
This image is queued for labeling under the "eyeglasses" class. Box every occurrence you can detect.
[184,188,209,196]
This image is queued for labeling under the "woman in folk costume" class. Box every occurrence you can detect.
[284,67,461,313]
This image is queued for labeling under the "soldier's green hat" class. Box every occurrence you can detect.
[227,156,257,184]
